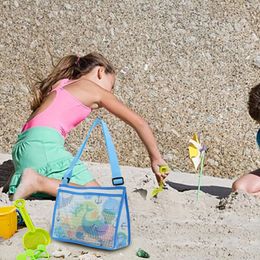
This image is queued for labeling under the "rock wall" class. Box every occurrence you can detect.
[0,0,259,178]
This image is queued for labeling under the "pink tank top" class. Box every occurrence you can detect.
[22,79,92,138]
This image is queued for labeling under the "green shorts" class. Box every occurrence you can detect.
[9,127,94,197]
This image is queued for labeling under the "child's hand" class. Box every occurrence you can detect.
[151,158,170,186]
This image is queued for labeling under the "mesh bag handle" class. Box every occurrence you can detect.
[61,118,124,186]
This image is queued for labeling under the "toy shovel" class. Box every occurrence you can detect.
[151,165,171,197]
[14,199,51,250]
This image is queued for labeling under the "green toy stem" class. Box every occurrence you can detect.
[14,199,36,232]
[196,151,205,201]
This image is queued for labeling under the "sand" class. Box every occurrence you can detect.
[0,153,259,260]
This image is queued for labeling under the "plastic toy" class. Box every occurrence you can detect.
[14,199,51,249]
[136,248,150,258]
[16,244,50,259]
[16,209,25,227]
[151,165,170,197]
[188,133,207,200]
[0,205,17,239]
[158,165,170,176]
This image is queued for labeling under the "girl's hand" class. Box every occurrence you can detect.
[151,158,170,185]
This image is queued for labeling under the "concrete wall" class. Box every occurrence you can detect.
[0,0,259,178]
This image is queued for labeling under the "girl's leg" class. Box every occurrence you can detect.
[232,169,260,195]
[13,168,99,200]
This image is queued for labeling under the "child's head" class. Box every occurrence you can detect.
[30,52,115,111]
[77,54,116,92]
[248,83,260,122]
[55,52,116,91]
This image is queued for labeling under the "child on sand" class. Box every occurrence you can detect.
[9,52,169,200]
[232,83,260,196]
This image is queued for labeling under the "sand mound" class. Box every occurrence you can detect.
[0,154,259,259]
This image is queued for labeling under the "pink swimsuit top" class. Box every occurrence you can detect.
[22,79,92,138]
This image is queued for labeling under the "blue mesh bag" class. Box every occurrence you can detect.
[51,118,131,250]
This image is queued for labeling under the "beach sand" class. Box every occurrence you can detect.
[0,153,259,260]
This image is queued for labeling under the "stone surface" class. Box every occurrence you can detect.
[0,0,260,178]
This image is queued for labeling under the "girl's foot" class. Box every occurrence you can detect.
[13,168,42,200]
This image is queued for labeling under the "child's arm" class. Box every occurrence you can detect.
[96,88,168,184]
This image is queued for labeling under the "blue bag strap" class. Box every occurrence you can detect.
[61,118,124,186]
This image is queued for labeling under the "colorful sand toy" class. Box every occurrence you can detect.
[158,165,170,176]
[136,248,150,258]
[16,244,50,260]
[188,133,207,200]
[16,209,26,227]
[0,205,17,239]
[151,165,170,197]
[14,199,51,250]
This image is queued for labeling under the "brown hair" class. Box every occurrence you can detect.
[248,83,260,122]
[30,52,115,111]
